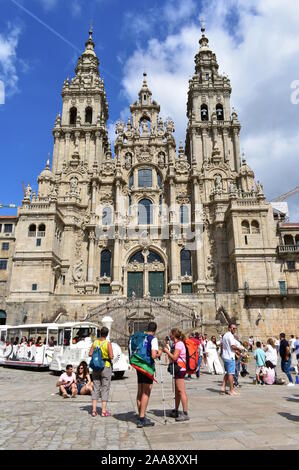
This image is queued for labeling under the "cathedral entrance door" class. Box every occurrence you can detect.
[149,272,164,298]
[127,272,143,298]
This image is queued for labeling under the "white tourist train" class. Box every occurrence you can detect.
[0,323,59,368]
[49,318,130,379]
[0,317,130,378]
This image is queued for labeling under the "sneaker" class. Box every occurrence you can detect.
[169,409,179,418]
[137,417,155,428]
[287,383,295,387]
[175,413,190,422]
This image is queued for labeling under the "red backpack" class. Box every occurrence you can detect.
[184,338,199,374]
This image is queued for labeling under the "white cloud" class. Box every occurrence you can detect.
[38,0,58,11]
[72,0,82,17]
[0,25,21,98]
[119,0,299,220]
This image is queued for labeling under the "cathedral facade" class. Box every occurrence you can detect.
[2,28,299,338]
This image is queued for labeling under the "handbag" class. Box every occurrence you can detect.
[167,362,181,376]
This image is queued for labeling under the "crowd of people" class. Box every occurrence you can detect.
[55,323,299,428]
[3,335,48,361]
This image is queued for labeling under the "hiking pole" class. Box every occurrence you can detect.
[159,361,167,425]
[172,362,176,413]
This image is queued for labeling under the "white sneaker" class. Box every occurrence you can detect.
[287,383,295,387]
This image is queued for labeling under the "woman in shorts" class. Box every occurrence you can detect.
[163,328,189,422]
[76,361,93,395]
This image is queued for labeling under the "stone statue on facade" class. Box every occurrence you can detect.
[214,174,222,192]
[158,152,165,169]
[24,184,32,200]
[125,153,132,170]
[72,259,84,282]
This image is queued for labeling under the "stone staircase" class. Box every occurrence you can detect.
[84,296,196,347]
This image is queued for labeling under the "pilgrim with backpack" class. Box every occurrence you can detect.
[163,328,197,422]
[128,322,162,428]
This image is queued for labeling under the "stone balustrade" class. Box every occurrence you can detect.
[278,245,299,254]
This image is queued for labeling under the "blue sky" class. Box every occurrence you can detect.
[0,0,299,219]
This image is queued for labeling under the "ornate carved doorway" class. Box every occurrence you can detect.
[126,249,165,298]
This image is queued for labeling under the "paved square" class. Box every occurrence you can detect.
[0,362,298,450]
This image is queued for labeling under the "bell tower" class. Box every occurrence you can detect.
[52,28,109,175]
[185,22,241,177]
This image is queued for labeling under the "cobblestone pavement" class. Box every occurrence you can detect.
[0,361,298,450]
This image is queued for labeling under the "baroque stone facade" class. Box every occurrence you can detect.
[2,28,299,339]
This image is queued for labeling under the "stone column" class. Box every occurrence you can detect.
[74,130,80,150]
[58,134,64,172]
[95,131,101,166]
[168,179,180,293]
[111,235,121,295]
[85,132,91,165]
[64,132,71,162]
[91,180,97,214]
[111,181,122,294]
[52,131,60,174]
[193,180,205,292]
[202,129,207,162]
[192,129,200,166]
[144,263,149,297]
[223,128,228,161]
[87,231,95,282]
[233,128,241,172]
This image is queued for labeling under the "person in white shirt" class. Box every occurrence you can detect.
[263,338,278,367]
[220,323,243,396]
[263,338,278,381]
[206,336,224,375]
[290,335,299,374]
[56,364,77,398]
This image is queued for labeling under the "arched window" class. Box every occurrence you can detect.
[241,220,250,234]
[38,224,46,237]
[296,235,299,246]
[181,249,192,276]
[138,169,152,188]
[148,251,163,263]
[129,251,144,264]
[284,235,294,246]
[102,207,112,226]
[69,107,77,125]
[100,250,111,277]
[180,205,189,224]
[28,224,36,237]
[138,199,153,225]
[251,220,260,234]
[201,104,209,121]
[216,103,224,121]
[85,107,93,124]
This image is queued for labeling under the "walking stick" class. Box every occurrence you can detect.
[172,362,175,412]
[159,361,167,425]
